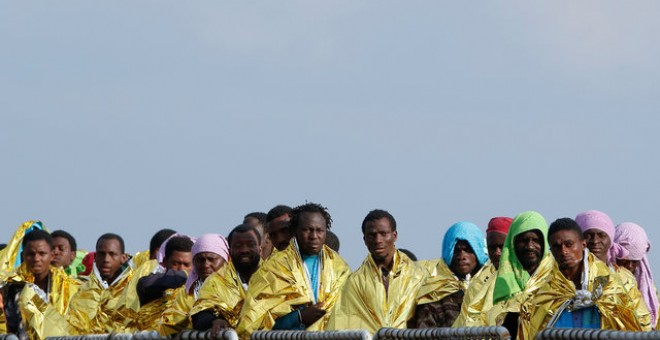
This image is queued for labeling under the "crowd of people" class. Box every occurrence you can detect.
[0,203,656,340]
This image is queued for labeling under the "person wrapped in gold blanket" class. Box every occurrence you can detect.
[237,203,350,339]
[519,218,643,339]
[191,225,262,336]
[1,229,80,340]
[410,221,489,328]
[453,216,512,327]
[328,209,427,334]
[61,233,138,334]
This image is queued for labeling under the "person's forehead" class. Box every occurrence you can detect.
[26,239,50,249]
[584,228,608,235]
[299,212,326,225]
[455,239,471,247]
[486,232,506,241]
[53,236,70,246]
[170,250,192,257]
[98,238,121,251]
[365,218,392,230]
[195,251,221,259]
[271,214,290,223]
[231,230,259,244]
[516,230,542,239]
[550,230,581,242]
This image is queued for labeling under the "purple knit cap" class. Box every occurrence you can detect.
[575,210,617,263]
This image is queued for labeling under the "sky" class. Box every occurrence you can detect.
[1,2,660,273]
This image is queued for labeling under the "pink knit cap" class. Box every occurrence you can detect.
[575,210,618,264]
[185,233,229,293]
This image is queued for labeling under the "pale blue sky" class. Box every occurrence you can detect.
[1,2,659,273]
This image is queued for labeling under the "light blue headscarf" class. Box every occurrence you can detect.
[442,221,488,266]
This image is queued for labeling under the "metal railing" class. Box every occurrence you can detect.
[45,331,162,340]
[251,330,372,340]
[536,328,660,339]
[373,327,511,340]
[176,329,239,340]
[0,335,19,340]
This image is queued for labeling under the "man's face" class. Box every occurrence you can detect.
[193,252,226,280]
[24,240,53,279]
[451,240,478,278]
[583,229,611,263]
[260,235,274,259]
[230,231,261,272]
[617,259,641,274]
[51,236,76,268]
[267,214,292,251]
[164,250,193,273]
[486,232,506,270]
[549,230,586,271]
[295,212,327,255]
[95,239,127,282]
[363,218,398,264]
[514,230,544,273]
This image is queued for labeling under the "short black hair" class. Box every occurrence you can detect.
[290,203,332,232]
[22,229,53,250]
[149,229,177,254]
[548,218,584,241]
[325,230,340,252]
[399,248,418,261]
[51,230,77,252]
[266,205,293,223]
[0,244,6,251]
[361,209,397,234]
[228,224,262,246]
[164,236,193,260]
[96,233,126,254]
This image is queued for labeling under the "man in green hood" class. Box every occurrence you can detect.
[489,211,553,338]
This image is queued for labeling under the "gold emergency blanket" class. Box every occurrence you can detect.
[1,268,13,333]
[236,243,350,338]
[0,220,44,272]
[327,250,426,334]
[137,285,194,335]
[15,264,81,340]
[132,250,150,269]
[190,260,252,328]
[614,265,652,331]
[416,258,468,305]
[63,267,138,334]
[519,253,642,339]
[125,259,159,312]
[0,289,4,334]
[452,261,497,327]
[481,255,554,327]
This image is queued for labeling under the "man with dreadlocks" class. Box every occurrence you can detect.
[236,203,351,338]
